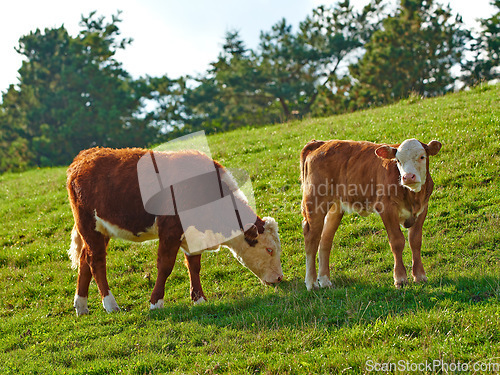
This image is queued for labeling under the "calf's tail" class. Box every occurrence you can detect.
[68,225,83,270]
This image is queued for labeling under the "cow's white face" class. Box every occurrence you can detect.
[226,217,283,285]
[376,139,442,193]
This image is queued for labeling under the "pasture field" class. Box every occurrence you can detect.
[0,84,499,374]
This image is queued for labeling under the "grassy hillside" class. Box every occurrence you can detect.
[0,84,499,374]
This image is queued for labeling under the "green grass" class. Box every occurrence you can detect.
[1,84,499,374]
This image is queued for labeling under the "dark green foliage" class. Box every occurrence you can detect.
[183,0,386,129]
[350,0,469,108]
[0,12,161,170]
[461,0,500,85]
[0,3,498,173]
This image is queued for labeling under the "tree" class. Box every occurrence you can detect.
[1,12,158,168]
[0,88,33,172]
[180,1,386,130]
[350,0,468,108]
[184,31,279,133]
[253,0,386,120]
[298,0,386,116]
[461,0,500,86]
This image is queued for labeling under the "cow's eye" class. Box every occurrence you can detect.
[420,156,425,160]
[266,248,273,255]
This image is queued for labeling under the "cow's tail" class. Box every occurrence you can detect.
[68,225,83,270]
[300,140,325,183]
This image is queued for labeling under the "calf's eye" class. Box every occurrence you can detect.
[266,248,273,255]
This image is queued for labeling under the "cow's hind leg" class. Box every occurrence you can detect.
[77,220,118,313]
[317,207,343,288]
[184,253,207,304]
[74,249,92,316]
[69,226,91,316]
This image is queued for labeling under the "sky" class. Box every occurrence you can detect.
[0,0,497,95]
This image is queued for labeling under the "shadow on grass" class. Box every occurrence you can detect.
[149,274,500,330]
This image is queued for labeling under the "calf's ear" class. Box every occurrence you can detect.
[426,140,442,156]
[375,145,397,160]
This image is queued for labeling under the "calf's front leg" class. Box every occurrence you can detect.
[408,206,428,283]
[380,209,408,288]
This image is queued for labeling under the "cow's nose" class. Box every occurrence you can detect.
[403,173,416,183]
[277,275,283,283]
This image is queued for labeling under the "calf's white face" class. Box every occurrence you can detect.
[376,138,442,193]
[395,139,428,192]
[227,217,283,285]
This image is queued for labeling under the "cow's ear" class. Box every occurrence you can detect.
[426,140,442,156]
[375,145,397,159]
[244,224,259,240]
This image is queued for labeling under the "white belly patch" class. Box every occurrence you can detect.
[340,201,375,217]
[94,212,158,242]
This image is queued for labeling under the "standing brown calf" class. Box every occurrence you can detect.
[300,139,442,290]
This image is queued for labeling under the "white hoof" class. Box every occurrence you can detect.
[413,274,428,283]
[305,279,319,291]
[194,297,206,304]
[150,299,164,310]
[102,291,121,313]
[74,295,89,316]
[318,275,332,288]
[394,277,409,289]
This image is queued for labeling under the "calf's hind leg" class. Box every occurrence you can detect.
[317,207,343,288]
[303,201,328,291]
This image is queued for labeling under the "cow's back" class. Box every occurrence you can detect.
[67,147,153,234]
[67,148,227,235]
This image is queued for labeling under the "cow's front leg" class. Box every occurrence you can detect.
[184,253,207,304]
[380,209,407,288]
[409,206,428,283]
[150,238,180,310]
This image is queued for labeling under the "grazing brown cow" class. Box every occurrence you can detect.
[67,147,283,316]
[300,138,442,290]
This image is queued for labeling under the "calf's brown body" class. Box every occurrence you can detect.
[300,139,441,290]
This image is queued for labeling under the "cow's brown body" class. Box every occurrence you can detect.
[67,147,282,315]
[300,139,441,290]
